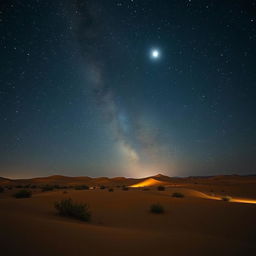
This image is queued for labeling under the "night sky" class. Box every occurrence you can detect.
[1,0,256,178]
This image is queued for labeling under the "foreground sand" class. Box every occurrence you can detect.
[0,185,256,256]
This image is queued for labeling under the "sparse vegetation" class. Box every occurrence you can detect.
[172,192,184,198]
[100,185,106,190]
[13,190,32,198]
[41,185,54,192]
[157,186,165,191]
[142,187,150,191]
[75,185,89,190]
[122,186,129,191]
[0,186,4,193]
[55,198,91,221]
[53,185,68,189]
[108,188,114,192]
[222,196,232,202]
[150,203,164,214]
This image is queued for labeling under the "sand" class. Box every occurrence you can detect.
[0,175,256,255]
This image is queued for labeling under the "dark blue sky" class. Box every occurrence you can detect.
[0,0,256,178]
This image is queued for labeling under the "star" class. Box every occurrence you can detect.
[150,49,160,59]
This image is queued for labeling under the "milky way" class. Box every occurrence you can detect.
[73,0,172,177]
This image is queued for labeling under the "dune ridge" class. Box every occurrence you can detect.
[129,178,167,187]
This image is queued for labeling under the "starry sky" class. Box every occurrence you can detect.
[0,0,256,178]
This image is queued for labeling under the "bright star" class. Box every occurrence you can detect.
[150,49,160,59]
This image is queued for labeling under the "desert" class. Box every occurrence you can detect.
[0,174,256,256]
[1,0,256,255]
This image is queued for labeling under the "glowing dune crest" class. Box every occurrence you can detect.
[130,178,166,188]
[192,190,256,205]
[230,198,256,204]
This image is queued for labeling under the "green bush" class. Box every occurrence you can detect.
[172,192,184,198]
[157,186,165,191]
[150,203,164,214]
[75,185,89,190]
[13,190,32,198]
[0,186,4,193]
[55,198,91,221]
[222,196,232,202]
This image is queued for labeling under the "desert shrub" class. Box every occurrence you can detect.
[7,186,13,190]
[100,185,106,190]
[75,185,89,190]
[63,191,68,194]
[172,192,184,198]
[157,186,165,191]
[55,198,91,221]
[15,185,23,188]
[108,188,114,192]
[142,188,150,191]
[122,186,129,191]
[30,185,37,189]
[53,185,68,189]
[13,190,32,198]
[222,196,232,202]
[150,203,164,214]
[41,185,54,192]
[0,186,4,193]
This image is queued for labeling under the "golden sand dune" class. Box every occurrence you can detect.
[129,178,167,187]
[1,187,256,256]
[2,174,256,191]
[1,175,256,255]
[168,187,256,204]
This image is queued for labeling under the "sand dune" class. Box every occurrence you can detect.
[129,177,167,187]
[1,174,256,255]
[2,173,256,187]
